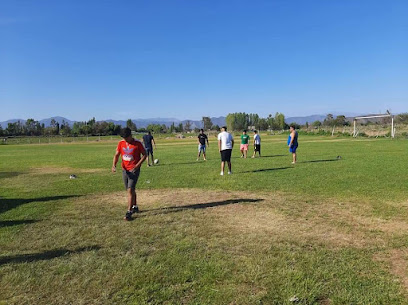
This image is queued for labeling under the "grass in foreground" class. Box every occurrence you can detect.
[1,135,408,304]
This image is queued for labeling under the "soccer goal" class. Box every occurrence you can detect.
[353,112,395,138]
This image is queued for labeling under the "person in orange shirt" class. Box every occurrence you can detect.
[112,127,147,221]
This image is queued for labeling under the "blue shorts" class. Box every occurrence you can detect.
[145,147,153,156]
[289,145,298,153]
[198,144,206,153]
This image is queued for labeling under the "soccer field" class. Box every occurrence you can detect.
[1,135,408,304]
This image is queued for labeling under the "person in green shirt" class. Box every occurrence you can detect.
[240,130,250,158]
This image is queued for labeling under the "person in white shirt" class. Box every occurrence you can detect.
[217,126,234,175]
[252,130,261,158]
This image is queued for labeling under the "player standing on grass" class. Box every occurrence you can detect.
[142,131,156,167]
[288,124,299,164]
[240,130,250,158]
[252,130,261,158]
[218,126,234,175]
[112,127,146,221]
[197,129,209,161]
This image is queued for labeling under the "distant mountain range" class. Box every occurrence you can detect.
[0,113,365,129]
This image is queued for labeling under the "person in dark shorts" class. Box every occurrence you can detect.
[112,127,146,221]
[252,130,261,158]
[142,131,156,167]
[197,129,209,161]
[217,126,234,175]
[288,124,299,164]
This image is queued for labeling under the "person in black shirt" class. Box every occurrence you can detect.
[197,129,209,161]
[142,131,156,167]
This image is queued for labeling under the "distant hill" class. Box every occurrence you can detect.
[285,115,327,125]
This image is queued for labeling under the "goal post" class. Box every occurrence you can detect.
[353,113,395,138]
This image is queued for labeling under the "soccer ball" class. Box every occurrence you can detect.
[154,159,159,165]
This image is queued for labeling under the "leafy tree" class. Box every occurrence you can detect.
[324,114,335,126]
[225,113,236,131]
[60,120,71,136]
[258,118,268,131]
[202,117,213,130]
[273,112,285,129]
[334,115,348,126]
[312,120,322,128]
[126,119,137,131]
[0,125,3,136]
[169,122,176,133]
[184,121,192,132]
[25,119,38,136]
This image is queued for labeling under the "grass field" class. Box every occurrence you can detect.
[1,134,408,304]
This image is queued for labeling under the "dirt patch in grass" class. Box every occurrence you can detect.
[374,249,408,293]
[79,189,383,249]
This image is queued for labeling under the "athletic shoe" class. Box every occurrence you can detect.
[124,211,132,221]
[291,162,295,164]
[228,171,232,175]
[131,205,140,214]
[220,171,224,176]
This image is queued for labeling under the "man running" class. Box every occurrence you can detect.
[217,126,234,175]
[112,127,146,221]
[288,124,299,164]
[197,129,209,161]
[142,131,156,167]
[240,130,250,158]
[252,130,261,158]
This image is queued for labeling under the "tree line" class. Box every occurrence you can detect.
[2,113,408,137]
[0,117,221,137]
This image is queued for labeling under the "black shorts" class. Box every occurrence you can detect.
[145,147,153,156]
[122,169,140,190]
[254,144,261,152]
[220,149,232,162]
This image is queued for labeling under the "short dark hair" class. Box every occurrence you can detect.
[254,130,257,133]
[148,131,151,135]
[222,126,227,131]
[243,129,247,133]
[200,129,204,132]
[120,127,132,138]
[290,124,296,129]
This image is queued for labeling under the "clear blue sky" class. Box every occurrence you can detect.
[1,0,407,121]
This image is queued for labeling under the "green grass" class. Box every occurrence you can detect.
[1,134,408,304]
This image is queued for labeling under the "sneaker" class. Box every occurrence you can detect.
[291,162,295,164]
[251,156,255,158]
[228,171,232,175]
[124,211,132,221]
[220,171,224,176]
[131,205,140,214]
[204,158,207,161]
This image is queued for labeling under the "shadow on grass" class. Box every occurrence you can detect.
[257,154,286,158]
[0,195,81,215]
[0,219,39,228]
[142,198,264,216]
[0,172,23,180]
[241,167,292,173]
[0,246,101,265]
[300,158,340,164]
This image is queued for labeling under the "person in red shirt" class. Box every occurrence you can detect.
[112,127,147,221]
